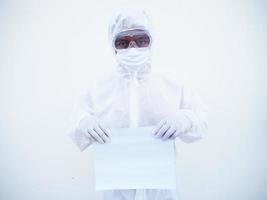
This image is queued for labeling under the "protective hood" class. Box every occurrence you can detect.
[108,9,154,81]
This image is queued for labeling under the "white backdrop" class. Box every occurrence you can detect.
[1,0,267,199]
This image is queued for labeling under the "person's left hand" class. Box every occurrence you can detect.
[152,113,192,140]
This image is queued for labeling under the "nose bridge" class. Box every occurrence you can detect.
[129,40,138,48]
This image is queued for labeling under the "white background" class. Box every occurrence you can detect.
[1,0,267,199]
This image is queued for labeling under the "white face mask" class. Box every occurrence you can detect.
[115,47,151,69]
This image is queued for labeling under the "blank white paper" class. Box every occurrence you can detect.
[91,126,177,190]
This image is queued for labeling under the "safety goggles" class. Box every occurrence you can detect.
[114,29,151,49]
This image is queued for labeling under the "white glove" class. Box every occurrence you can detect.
[78,115,111,144]
[153,113,192,140]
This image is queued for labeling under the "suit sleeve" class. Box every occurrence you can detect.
[177,84,208,143]
[67,91,94,152]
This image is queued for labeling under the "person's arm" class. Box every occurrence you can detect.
[67,89,111,152]
[153,83,208,142]
[177,84,208,143]
[67,91,94,152]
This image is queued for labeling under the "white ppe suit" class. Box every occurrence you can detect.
[68,10,208,200]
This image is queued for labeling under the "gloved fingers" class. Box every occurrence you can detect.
[98,122,111,138]
[153,118,167,135]
[88,129,105,144]
[85,129,97,142]
[94,126,110,143]
[170,131,181,139]
[162,126,176,140]
[155,124,170,138]
[169,130,178,139]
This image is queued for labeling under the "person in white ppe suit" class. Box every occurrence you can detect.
[68,9,208,200]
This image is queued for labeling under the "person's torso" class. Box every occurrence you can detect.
[90,72,183,128]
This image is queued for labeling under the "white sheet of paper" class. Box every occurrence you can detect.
[91,126,177,190]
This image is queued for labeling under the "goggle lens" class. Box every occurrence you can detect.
[114,30,150,49]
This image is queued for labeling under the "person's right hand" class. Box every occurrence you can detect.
[78,116,111,144]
